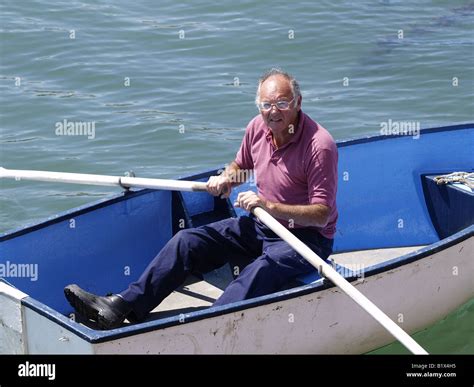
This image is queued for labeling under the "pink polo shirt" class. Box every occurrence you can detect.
[235,111,338,239]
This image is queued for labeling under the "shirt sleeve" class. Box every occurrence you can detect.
[235,121,255,170]
[306,142,338,209]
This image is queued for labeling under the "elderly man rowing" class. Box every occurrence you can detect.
[64,68,338,329]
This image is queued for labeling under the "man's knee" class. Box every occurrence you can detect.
[174,228,194,240]
[173,227,206,245]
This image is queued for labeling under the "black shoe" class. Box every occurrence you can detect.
[64,284,132,330]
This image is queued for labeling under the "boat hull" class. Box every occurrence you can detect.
[2,228,472,354]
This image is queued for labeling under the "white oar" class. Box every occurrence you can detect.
[0,167,208,192]
[0,166,428,354]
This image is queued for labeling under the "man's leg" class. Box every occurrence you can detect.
[120,216,262,321]
[213,231,333,307]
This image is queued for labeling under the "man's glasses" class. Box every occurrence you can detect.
[258,98,295,111]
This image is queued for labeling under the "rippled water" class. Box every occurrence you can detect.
[0,0,473,353]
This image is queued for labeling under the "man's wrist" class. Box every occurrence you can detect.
[221,168,237,183]
[219,171,232,183]
[261,198,274,211]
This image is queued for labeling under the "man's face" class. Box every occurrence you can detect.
[258,75,301,136]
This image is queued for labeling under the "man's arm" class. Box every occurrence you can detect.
[234,191,330,228]
[263,200,330,228]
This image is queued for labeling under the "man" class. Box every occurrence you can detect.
[64,68,338,330]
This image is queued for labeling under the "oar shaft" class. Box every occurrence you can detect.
[252,207,428,355]
[0,167,208,192]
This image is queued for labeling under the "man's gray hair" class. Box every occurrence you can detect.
[255,68,301,108]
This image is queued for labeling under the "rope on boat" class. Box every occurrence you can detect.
[433,172,474,189]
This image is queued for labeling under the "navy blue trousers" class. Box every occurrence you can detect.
[120,215,333,321]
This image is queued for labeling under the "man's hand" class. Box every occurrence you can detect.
[206,175,232,198]
[234,191,267,212]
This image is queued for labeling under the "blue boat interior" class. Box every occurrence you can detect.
[1,124,473,319]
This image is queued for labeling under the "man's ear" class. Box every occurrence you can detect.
[297,95,302,111]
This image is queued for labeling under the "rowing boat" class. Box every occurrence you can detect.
[1,123,473,354]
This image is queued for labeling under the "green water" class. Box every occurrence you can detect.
[370,298,474,354]
[0,0,473,353]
